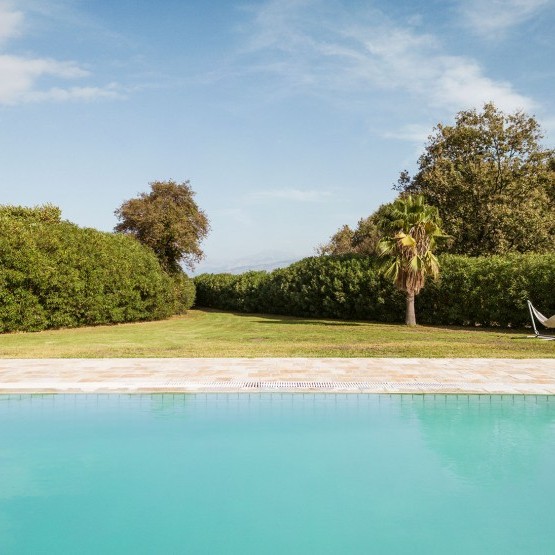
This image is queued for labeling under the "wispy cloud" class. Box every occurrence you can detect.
[0,2,22,43]
[383,124,431,145]
[458,0,550,37]
[236,0,535,113]
[212,207,254,226]
[0,2,121,105]
[248,188,332,203]
[22,84,122,103]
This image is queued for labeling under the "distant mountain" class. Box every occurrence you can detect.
[221,258,298,274]
[191,252,307,275]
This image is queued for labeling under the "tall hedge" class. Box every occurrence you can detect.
[194,253,555,328]
[194,257,404,321]
[0,206,195,332]
[417,254,554,326]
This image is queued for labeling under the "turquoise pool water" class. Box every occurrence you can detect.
[1,394,554,554]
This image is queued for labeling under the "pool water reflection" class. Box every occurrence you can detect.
[1,394,554,554]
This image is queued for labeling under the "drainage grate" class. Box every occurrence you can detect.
[162,380,458,391]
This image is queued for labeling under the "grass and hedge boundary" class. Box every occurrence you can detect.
[194,253,555,328]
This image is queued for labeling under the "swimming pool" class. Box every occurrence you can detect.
[1,394,554,553]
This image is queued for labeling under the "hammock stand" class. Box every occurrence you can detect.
[527,300,555,340]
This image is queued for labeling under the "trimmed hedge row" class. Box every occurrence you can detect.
[418,254,554,327]
[194,253,555,327]
[0,207,195,332]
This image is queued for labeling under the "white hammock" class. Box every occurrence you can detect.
[527,300,555,340]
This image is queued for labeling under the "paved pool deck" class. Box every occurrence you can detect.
[1,358,555,394]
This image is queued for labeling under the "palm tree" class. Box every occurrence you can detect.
[377,194,448,326]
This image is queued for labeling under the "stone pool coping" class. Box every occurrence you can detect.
[0,358,555,394]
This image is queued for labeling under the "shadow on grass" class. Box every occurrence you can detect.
[200,307,387,326]
[197,308,538,335]
[257,319,361,327]
[203,309,380,327]
[255,318,540,336]
[252,313,365,327]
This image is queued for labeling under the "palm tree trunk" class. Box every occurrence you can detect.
[406,291,416,326]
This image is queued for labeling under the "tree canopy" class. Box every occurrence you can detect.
[115,180,209,273]
[377,195,448,325]
[396,103,555,256]
[317,205,388,256]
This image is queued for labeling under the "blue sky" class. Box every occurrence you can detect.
[1,0,554,273]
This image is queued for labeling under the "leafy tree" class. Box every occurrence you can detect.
[396,103,555,255]
[115,180,209,273]
[377,194,448,326]
[317,205,387,256]
[317,224,357,255]
[351,216,382,254]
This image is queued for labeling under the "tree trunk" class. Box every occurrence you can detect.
[405,291,416,326]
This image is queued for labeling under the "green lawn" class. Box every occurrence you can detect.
[0,309,552,358]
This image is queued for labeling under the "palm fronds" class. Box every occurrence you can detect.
[377,194,447,295]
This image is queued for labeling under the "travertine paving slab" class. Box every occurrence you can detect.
[1,358,554,394]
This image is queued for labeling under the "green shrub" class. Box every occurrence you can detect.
[0,206,195,332]
[0,204,62,223]
[194,253,555,328]
[418,254,555,327]
[195,256,404,321]
[171,272,196,314]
